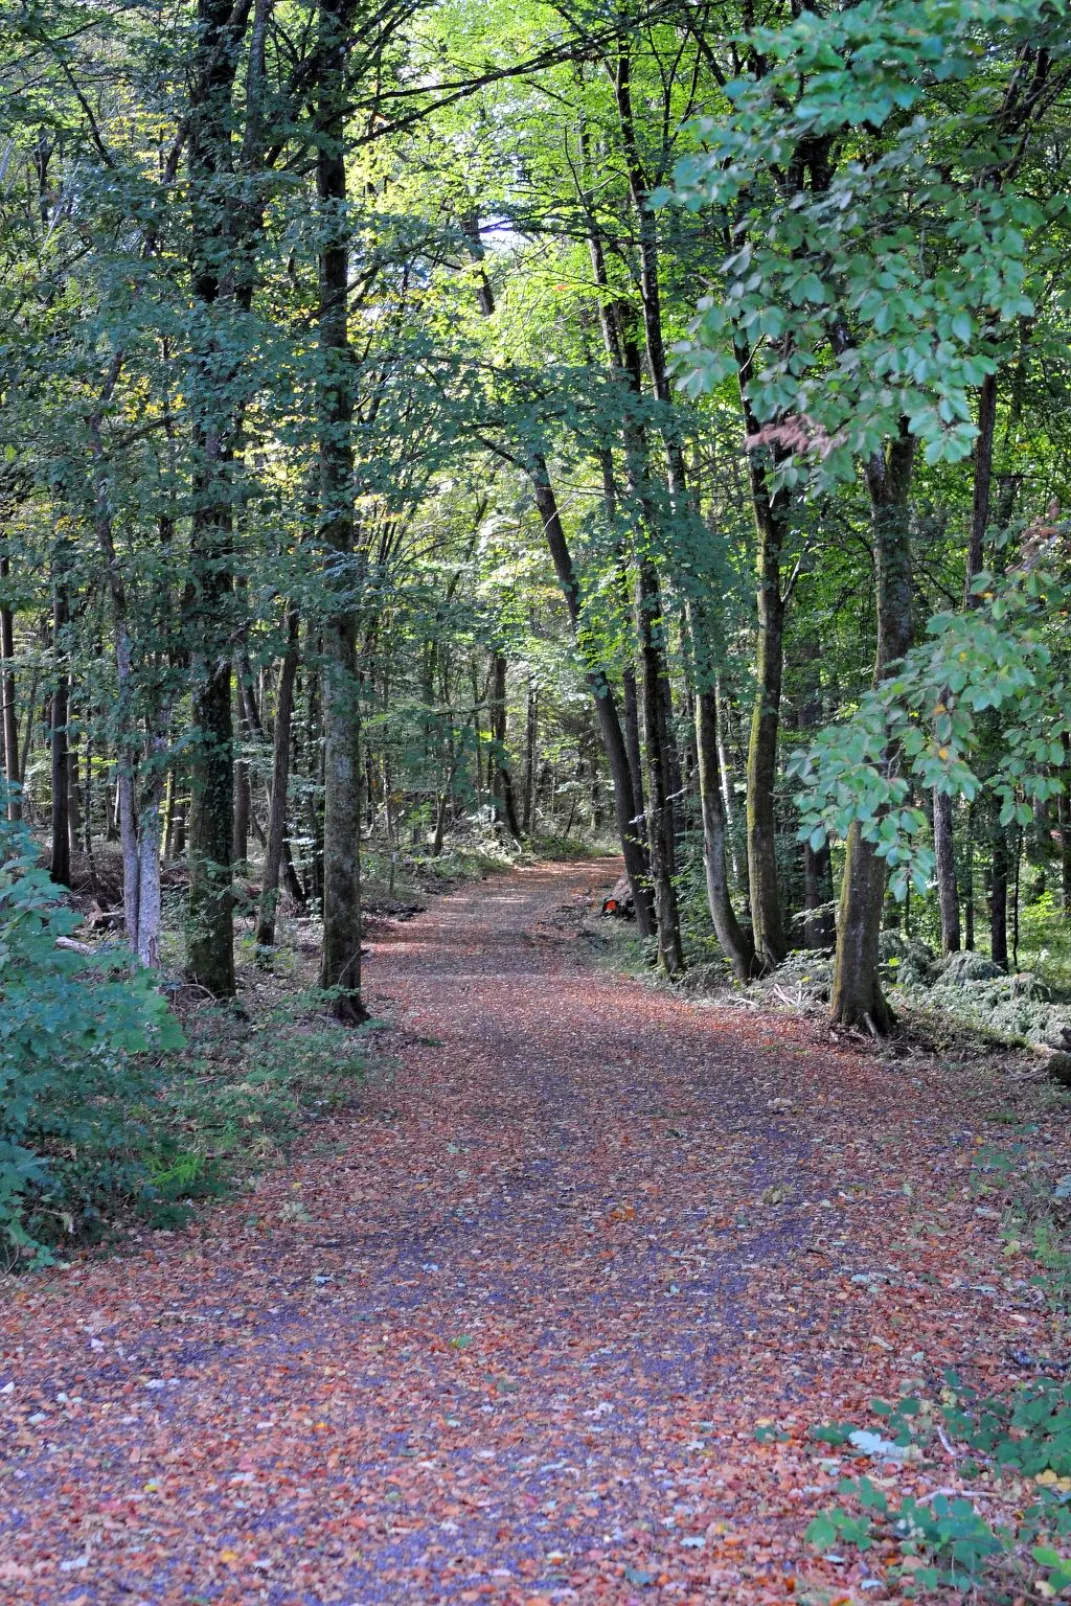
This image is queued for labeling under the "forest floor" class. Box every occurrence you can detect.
[2,860,1069,1606]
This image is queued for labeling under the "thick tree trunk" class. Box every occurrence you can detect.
[1,550,19,819]
[527,450,654,936]
[316,0,366,1024]
[184,0,252,998]
[50,573,71,887]
[257,609,299,949]
[831,428,916,1031]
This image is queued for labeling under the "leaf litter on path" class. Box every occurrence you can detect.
[1,861,1068,1604]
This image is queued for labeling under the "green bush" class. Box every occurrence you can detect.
[0,800,184,1263]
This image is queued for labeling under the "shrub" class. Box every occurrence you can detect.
[0,800,183,1263]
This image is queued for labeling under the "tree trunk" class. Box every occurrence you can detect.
[522,682,537,834]
[964,802,976,949]
[744,463,788,971]
[232,677,251,865]
[1,549,20,818]
[489,651,521,838]
[796,644,835,948]
[527,449,654,935]
[50,570,71,888]
[696,686,756,980]
[637,558,684,975]
[1060,764,1071,920]
[184,0,252,998]
[933,790,961,953]
[831,426,916,1032]
[991,808,1009,969]
[257,609,299,949]
[316,0,366,1024]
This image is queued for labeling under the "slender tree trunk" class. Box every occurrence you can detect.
[526,450,654,935]
[696,686,755,980]
[637,559,683,975]
[316,0,366,1023]
[1,549,19,818]
[964,371,998,606]
[232,677,251,865]
[522,682,537,834]
[50,569,71,887]
[929,373,999,952]
[67,721,81,860]
[489,651,521,838]
[257,609,299,948]
[831,427,916,1032]
[743,462,788,970]
[964,803,976,949]
[622,666,645,828]
[796,645,835,948]
[715,678,744,890]
[991,807,1009,968]
[933,792,960,953]
[1060,763,1071,919]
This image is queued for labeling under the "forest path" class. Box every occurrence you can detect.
[0,861,1054,1606]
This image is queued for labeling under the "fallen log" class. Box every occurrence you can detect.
[601,875,635,920]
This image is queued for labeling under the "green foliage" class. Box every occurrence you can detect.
[791,551,1071,897]
[807,1377,1071,1598]
[0,796,184,1262]
[664,0,1062,484]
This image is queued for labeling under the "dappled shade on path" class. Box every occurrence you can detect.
[0,862,1059,1604]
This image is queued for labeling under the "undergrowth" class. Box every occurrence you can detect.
[805,1119,1071,1600]
[0,802,380,1267]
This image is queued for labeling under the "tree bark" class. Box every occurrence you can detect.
[933,790,960,953]
[1,549,19,819]
[232,677,251,865]
[315,0,366,1023]
[522,681,537,834]
[527,450,654,936]
[991,806,1009,968]
[636,558,684,974]
[696,686,756,980]
[50,566,71,887]
[257,609,300,948]
[184,0,253,998]
[831,426,916,1032]
[489,651,521,838]
[743,448,788,970]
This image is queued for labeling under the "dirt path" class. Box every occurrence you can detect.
[0,862,1063,1605]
